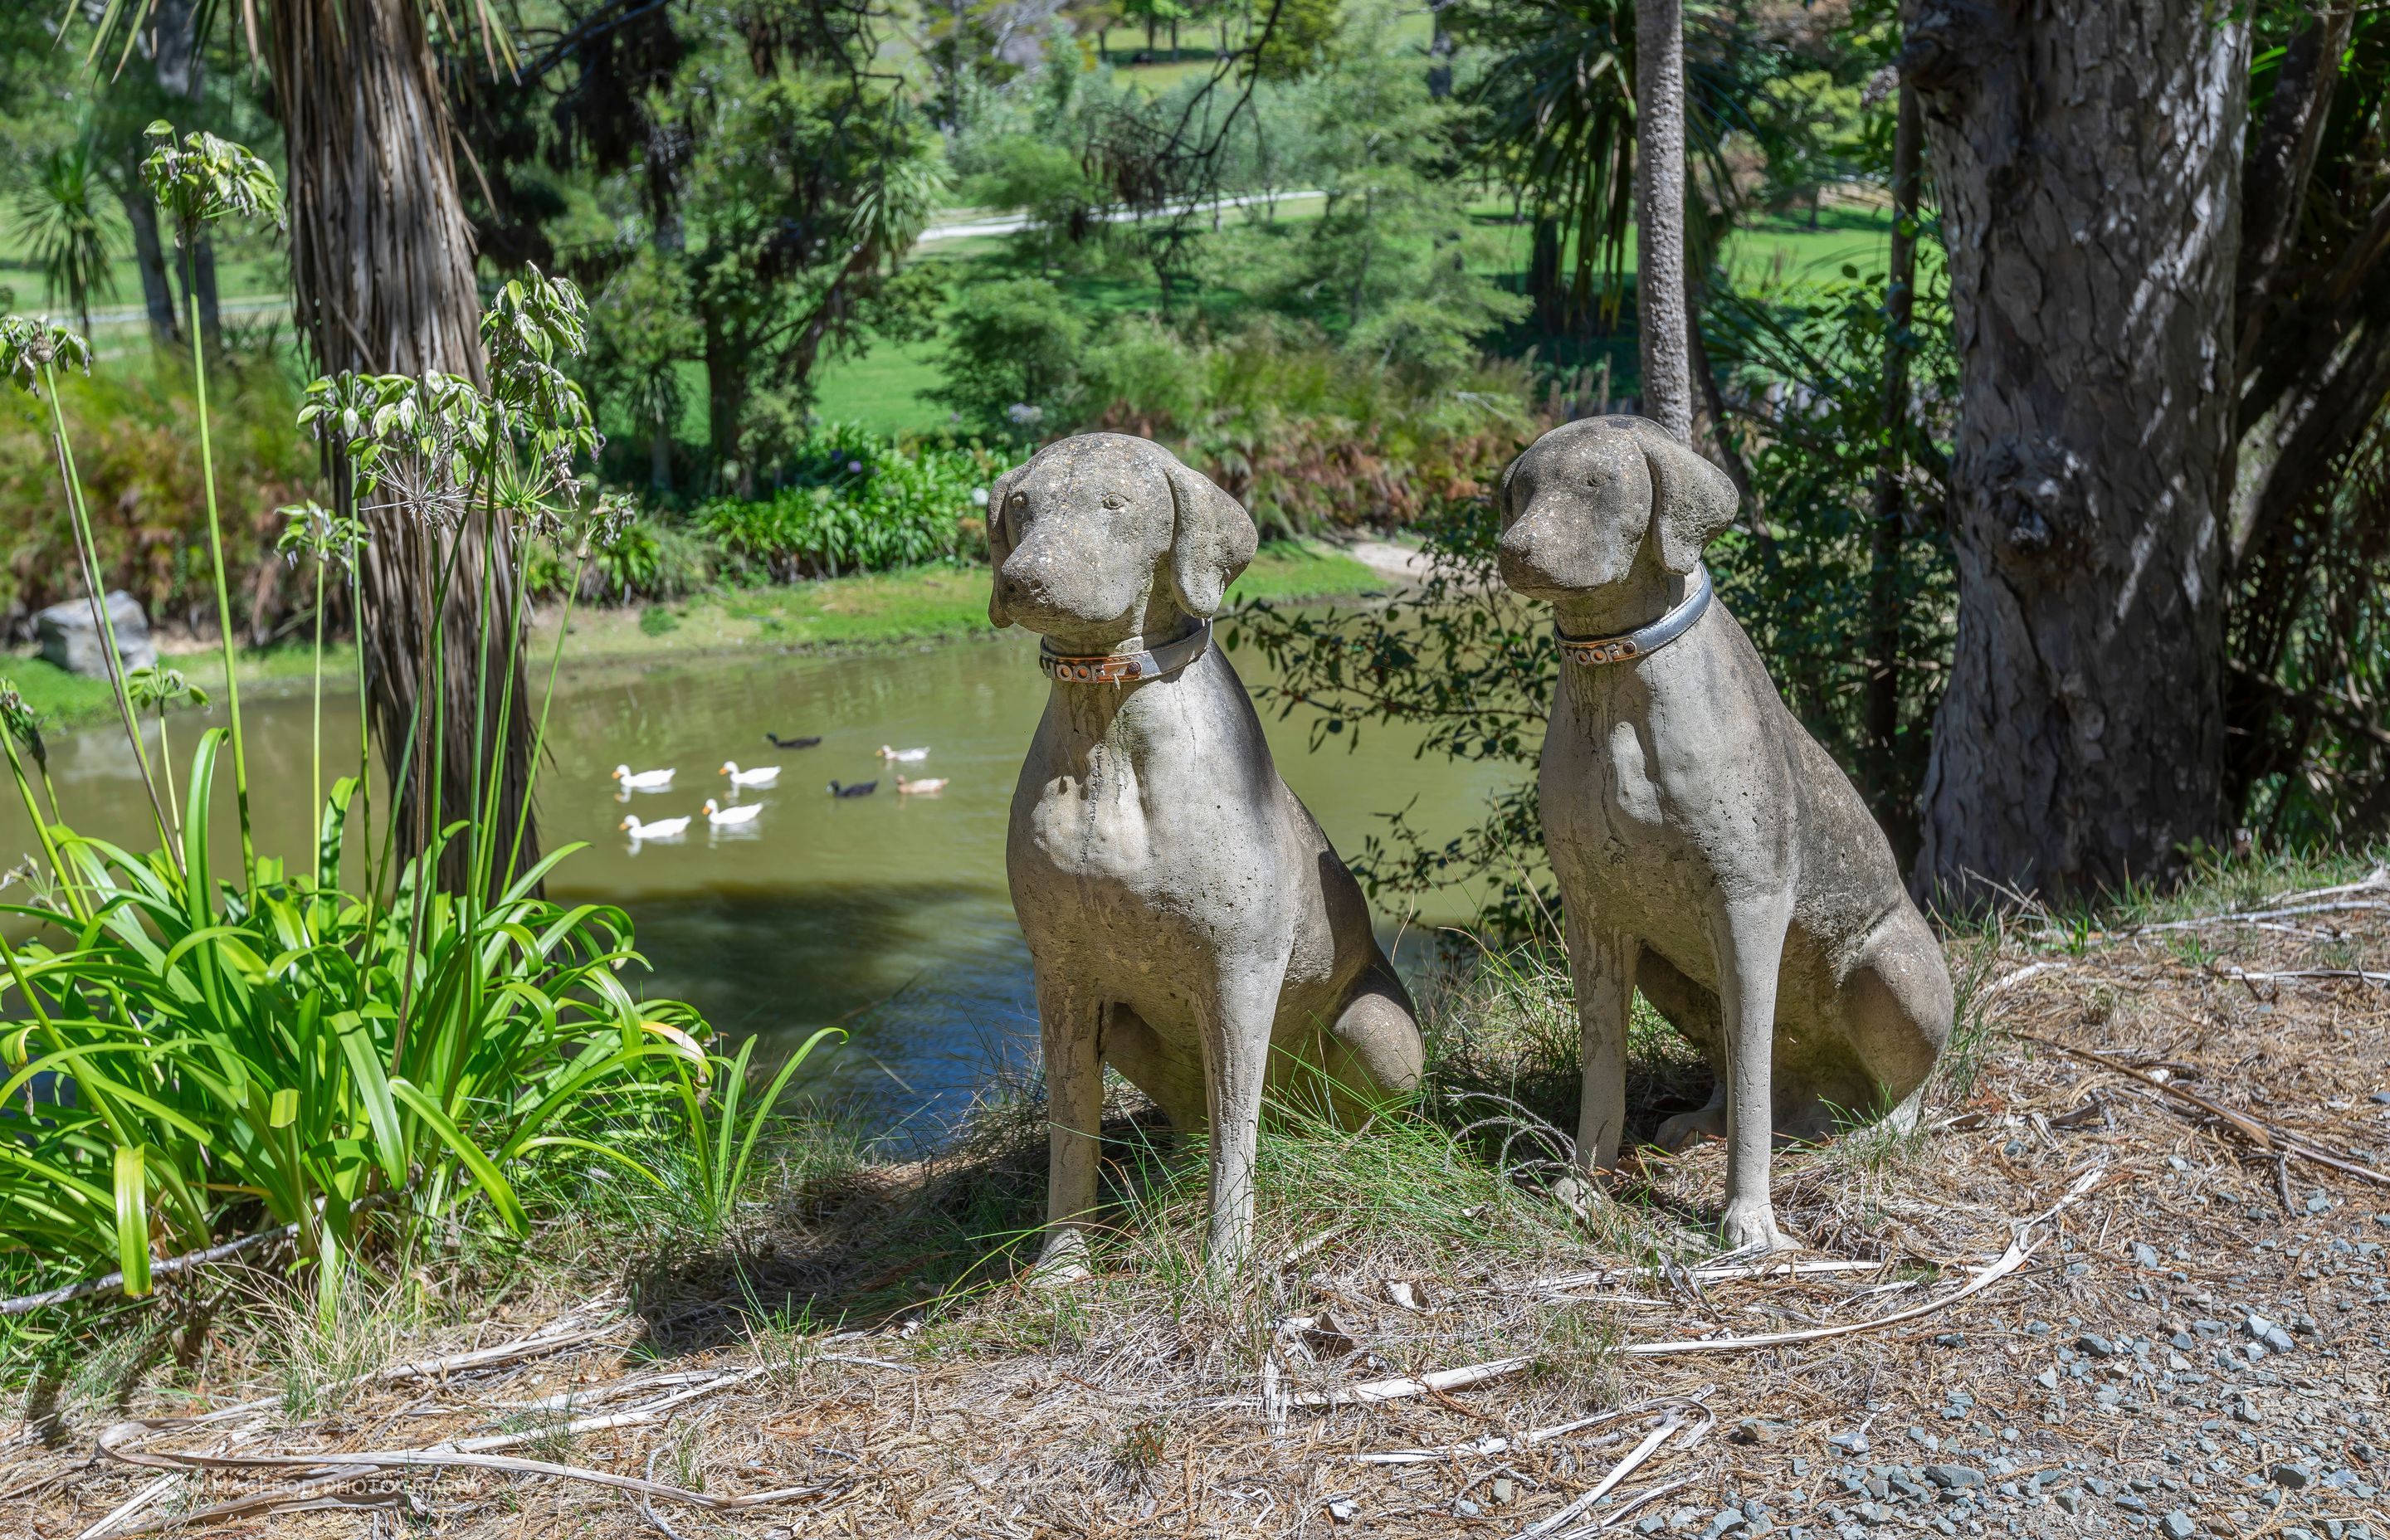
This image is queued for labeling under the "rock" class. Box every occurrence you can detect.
[2054,1491,2082,1513]
[1731,1418,1783,1445]
[1827,1429,1872,1455]
[2161,1513,2197,1540]
[1324,1497,1359,1523]
[2133,1241,2162,1268]
[1923,1464,1985,1489]
[2079,1333,2120,1357]
[2272,1463,2314,1489]
[2242,1314,2298,1353]
[35,590,156,678]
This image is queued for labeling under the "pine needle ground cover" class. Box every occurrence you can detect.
[8,854,2386,1538]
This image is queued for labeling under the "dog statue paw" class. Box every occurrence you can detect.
[991,433,1426,1272]
[1495,415,1954,1253]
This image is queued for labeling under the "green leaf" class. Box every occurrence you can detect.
[114,1145,151,1297]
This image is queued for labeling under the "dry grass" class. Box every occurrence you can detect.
[7,857,2388,1538]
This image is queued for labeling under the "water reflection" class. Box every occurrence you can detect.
[2,627,1513,1138]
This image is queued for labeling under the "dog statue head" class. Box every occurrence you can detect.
[986,433,1257,646]
[1494,417,1739,598]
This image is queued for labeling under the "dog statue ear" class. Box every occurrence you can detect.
[1636,424,1741,574]
[986,463,1027,629]
[1495,445,1526,529]
[1162,454,1257,618]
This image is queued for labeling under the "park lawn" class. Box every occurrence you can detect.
[543,539,1386,661]
[2,640,345,730]
[809,198,1903,438]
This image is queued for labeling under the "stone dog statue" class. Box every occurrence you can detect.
[1495,416,1953,1252]
[990,432,1425,1274]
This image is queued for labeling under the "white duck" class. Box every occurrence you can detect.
[619,813,691,841]
[877,744,930,763]
[895,775,949,796]
[700,798,764,827]
[719,760,781,788]
[613,763,676,791]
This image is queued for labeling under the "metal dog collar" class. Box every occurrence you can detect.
[1554,564,1712,666]
[1039,620,1212,685]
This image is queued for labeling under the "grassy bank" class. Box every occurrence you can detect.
[3,540,1390,729]
[541,539,1387,662]
[10,846,2387,1534]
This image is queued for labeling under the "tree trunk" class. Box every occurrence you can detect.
[1633,0,1691,441]
[705,317,749,494]
[181,237,222,348]
[1902,0,2246,903]
[1427,0,1454,100]
[268,0,539,899]
[1862,81,1924,852]
[1527,215,1563,330]
[650,417,673,493]
[120,186,183,347]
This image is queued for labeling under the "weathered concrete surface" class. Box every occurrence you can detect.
[992,432,1424,1273]
[1497,415,1953,1254]
[36,590,156,678]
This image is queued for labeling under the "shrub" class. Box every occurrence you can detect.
[694,428,1004,581]
[0,346,311,641]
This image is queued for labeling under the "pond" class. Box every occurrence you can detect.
[2,626,1514,1142]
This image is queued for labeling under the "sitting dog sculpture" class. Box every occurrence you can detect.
[1496,416,1953,1252]
[991,432,1425,1274]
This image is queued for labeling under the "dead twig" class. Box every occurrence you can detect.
[94,1420,829,1512]
[2018,1033,2390,1189]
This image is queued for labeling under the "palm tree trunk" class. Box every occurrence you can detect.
[1633,0,1691,440]
[267,0,539,898]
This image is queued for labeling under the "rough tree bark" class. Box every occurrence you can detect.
[1902,0,2247,902]
[1633,0,1690,441]
[267,0,539,896]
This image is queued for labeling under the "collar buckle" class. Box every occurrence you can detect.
[1553,563,1713,667]
[1039,619,1212,685]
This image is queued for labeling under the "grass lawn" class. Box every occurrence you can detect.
[807,199,1902,439]
[541,539,1386,661]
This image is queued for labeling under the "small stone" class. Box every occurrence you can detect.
[2134,1241,2162,1268]
[1325,1498,1359,1523]
[1701,1509,1749,1540]
[1828,1429,1872,1455]
[2161,1513,2197,1540]
[35,589,157,678]
[1493,1477,1514,1503]
[2272,1463,2314,1489]
[2079,1333,2120,1357]
[1924,1464,1986,1489]
[1732,1418,1781,1445]
[2117,1494,2150,1513]
[2055,1491,2082,1513]
[1455,1498,1482,1517]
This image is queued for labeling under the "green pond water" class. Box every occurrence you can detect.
[1,628,1513,1140]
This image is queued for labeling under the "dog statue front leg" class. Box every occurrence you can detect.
[1566,914,1636,1173]
[1710,893,1797,1254]
[1199,954,1285,1274]
[1034,969,1104,1283]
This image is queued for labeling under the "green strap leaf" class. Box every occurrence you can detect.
[114,1144,152,1297]
[387,1078,524,1235]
